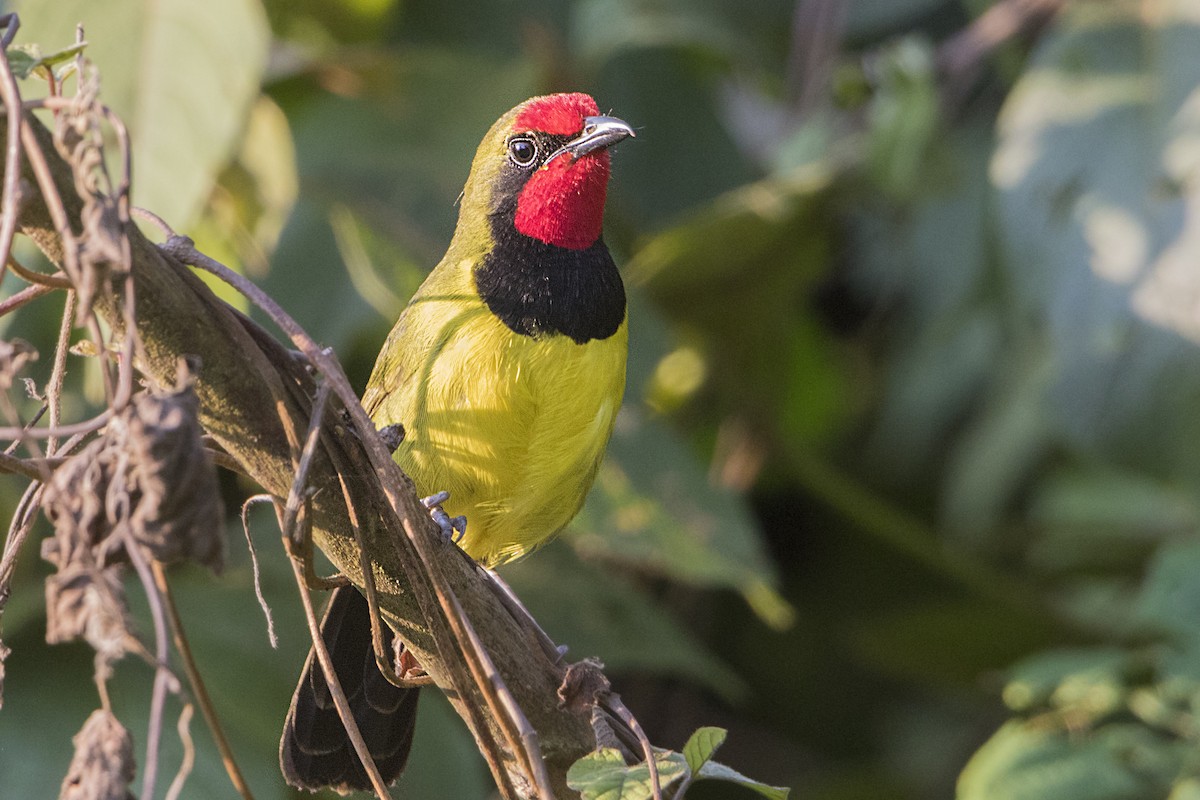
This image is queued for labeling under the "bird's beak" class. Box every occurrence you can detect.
[563,115,636,160]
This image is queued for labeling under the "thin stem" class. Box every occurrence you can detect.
[121,529,176,800]
[6,255,73,288]
[0,450,63,480]
[603,695,660,800]
[164,704,196,800]
[151,561,255,800]
[286,551,395,800]
[0,20,26,287]
[48,289,76,454]
[0,283,57,317]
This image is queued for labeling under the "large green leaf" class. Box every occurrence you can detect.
[264,48,537,349]
[573,407,792,629]
[958,721,1185,800]
[625,165,848,447]
[501,542,745,700]
[990,0,1200,472]
[13,0,270,229]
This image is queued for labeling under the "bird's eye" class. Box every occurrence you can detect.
[508,137,538,167]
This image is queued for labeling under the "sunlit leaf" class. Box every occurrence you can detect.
[1000,648,1134,714]
[188,95,299,311]
[14,0,270,229]
[8,41,87,80]
[990,0,1200,469]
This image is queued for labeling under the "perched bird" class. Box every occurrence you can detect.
[280,92,634,793]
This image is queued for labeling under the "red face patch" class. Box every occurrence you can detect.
[514,150,611,250]
[513,93,599,137]
[511,93,612,250]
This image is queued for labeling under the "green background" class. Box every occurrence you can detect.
[4,0,1200,798]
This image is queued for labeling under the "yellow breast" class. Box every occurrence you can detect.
[365,266,627,566]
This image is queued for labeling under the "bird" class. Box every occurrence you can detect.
[280,92,634,794]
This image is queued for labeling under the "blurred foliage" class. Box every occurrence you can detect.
[6,0,1200,798]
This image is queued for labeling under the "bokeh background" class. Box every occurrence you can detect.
[3,0,1200,797]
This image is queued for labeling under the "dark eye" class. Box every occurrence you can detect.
[508,137,538,167]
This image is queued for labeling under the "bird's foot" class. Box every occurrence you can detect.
[421,491,467,543]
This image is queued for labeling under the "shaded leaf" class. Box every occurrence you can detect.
[502,542,745,700]
[626,166,847,446]
[572,0,745,66]
[957,721,1184,800]
[567,748,688,800]
[1131,540,1200,647]
[696,759,792,800]
[573,407,791,628]
[1026,466,1199,574]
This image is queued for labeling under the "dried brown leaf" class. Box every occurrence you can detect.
[59,709,136,800]
[124,383,224,571]
[41,551,129,662]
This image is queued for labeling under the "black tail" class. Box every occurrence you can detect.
[280,585,420,793]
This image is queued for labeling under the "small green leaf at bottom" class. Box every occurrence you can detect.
[567,748,688,800]
[682,727,727,775]
[8,42,87,80]
[696,760,792,799]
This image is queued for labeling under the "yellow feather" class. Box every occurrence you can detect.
[364,260,627,567]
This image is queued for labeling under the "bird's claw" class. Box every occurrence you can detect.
[421,492,467,543]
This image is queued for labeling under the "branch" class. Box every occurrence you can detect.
[4,110,598,797]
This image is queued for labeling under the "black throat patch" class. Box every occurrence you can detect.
[474,224,626,344]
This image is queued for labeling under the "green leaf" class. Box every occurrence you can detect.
[567,748,688,800]
[990,0,1200,470]
[1000,647,1134,714]
[1026,466,1199,574]
[14,0,270,229]
[958,721,1184,800]
[1132,540,1200,647]
[501,542,745,701]
[7,41,87,80]
[572,0,745,66]
[865,35,940,200]
[573,407,792,628]
[188,95,299,312]
[625,165,847,448]
[696,760,792,800]
[682,726,727,775]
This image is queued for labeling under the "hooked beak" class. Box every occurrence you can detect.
[556,115,636,162]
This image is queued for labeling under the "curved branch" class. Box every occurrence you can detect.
[4,113,597,798]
